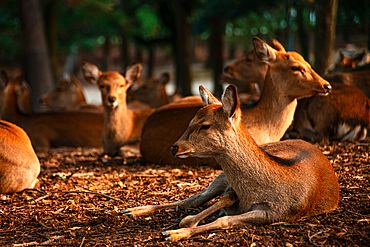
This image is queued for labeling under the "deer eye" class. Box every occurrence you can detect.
[291,66,301,72]
[200,124,210,130]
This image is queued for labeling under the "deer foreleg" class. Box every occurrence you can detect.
[179,187,238,228]
[122,172,228,217]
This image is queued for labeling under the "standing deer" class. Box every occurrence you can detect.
[127,85,340,241]
[0,71,103,149]
[140,37,331,167]
[81,62,155,156]
[0,120,40,194]
[123,37,332,225]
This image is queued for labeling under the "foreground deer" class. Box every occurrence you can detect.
[0,71,103,149]
[81,62,155,156]
[0,120,40,194]
[140,37,331,167]
[126,85,340,241]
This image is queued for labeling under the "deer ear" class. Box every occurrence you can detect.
[253,37,276,63]
[125,62,143,84]
[269,39,286,52]
[221,85,240,121]
[0,70,9,88]
[81,62,101,85]
[199,85,221,106]
[159,72,170,85]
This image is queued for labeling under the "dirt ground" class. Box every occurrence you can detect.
[0,140,369,246]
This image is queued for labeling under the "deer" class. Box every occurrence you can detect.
[0,120,40,194]
[39,72,102,112]
[81,62,156,156]
[221,41,370,142]
[139,37,331,168]
[128,72,170,108]
[291,83,370,142]
[122,37,332,224]
[0,70,33,116]
[127,85,340,241]
[0,71,104,149]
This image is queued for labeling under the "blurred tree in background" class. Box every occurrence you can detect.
[0,0,369,99]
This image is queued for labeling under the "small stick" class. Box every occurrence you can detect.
[79,236,86,247]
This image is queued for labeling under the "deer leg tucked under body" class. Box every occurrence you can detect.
[122,172,229,217]
[163,209,274,242]
[179,186,238,228]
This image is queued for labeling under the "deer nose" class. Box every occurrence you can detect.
[171,145,179,156]
[223,66,229,74]
[108,96,116,103]
[324,84,332,93]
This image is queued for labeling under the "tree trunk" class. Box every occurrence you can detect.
[45,1,58,80]
[19,0,53,112]
[314,0,338,75]
[172,1,192,96]
[209,20,224,98]
[146,47,154,80]
[296,3,309,60]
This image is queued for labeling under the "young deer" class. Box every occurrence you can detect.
[140,37,331,167]
[0,120,40,194]
[0,71,103,149]
[81,62,155,156]
[130,85,340,241]
[39,72,94,112]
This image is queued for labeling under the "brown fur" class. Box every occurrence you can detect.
[81,62,155,156]
[129,85,340,241]
[0,120,40,193]
[39,73,102,112]
[140,37,331,167]
[0,72,103,149]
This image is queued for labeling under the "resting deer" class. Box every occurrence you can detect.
[0,71,103,149]
[0,70,33,116]
[140,37,331,167]
[128,72,170,108]
[128,85,340,241]
[123,37,332,224]
[81,62,155,156]
[0,120,40,194]
[222,41,370,142]
[39,73,102,112]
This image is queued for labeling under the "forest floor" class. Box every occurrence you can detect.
[0,140,369,246]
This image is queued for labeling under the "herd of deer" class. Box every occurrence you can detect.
[1,37,369,241]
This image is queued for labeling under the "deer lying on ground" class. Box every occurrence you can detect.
[0,71,103,149]
[128,72,170,108]
[39,72,102,112]
[122,37,331,224]
[139,37,331,167]
[0,70,33,116]
[81,62,156,156]
[0,120,40,194]
[292,83,370,142]
[126,85,340,241]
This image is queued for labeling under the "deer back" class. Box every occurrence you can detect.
[0,120,40,193]
[0,73,103,149]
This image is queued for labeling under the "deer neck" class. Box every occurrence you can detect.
[1,87,25,123]
[244,68,297,144]
[215,123,278,197]
[103,98,133,139]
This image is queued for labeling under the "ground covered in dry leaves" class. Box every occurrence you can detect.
[0,140,369,246]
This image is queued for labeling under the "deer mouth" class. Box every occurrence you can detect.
[175,151,195,159]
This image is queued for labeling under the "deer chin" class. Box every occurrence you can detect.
[316,91,330,96]
[106,101,119,108]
